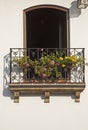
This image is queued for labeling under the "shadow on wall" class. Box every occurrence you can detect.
[3,53,13,98]
[69,1,81,18]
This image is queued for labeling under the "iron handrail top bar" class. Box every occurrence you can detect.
[10,48,85,49]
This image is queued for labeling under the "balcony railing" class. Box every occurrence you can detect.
[9,48,86,103]
[10,48,85,84]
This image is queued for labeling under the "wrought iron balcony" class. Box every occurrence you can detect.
[9,48,85,103]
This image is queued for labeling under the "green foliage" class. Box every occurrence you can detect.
[13,53,85,79]
[13,56,30,68]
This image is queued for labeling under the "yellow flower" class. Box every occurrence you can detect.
[59,57,63,60]
[65,56,71,59]
[62,64,66,68]
[71,55,77,62]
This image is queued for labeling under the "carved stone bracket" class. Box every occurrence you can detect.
[75,92,80,102]
[9,83,85,103]
[14,91,19,103]
[44,92,50,103]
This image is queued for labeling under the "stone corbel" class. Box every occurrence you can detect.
[75,92,80,102]
[14,92,19,103]
[44,92,50,103]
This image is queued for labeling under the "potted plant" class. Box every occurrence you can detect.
[12,52,85,83]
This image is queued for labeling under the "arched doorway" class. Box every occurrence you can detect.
[23,5,70,48]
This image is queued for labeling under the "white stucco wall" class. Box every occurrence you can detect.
[0,0,88,130]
